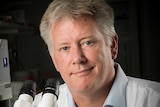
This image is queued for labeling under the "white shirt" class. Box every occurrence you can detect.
[32,63,160,107]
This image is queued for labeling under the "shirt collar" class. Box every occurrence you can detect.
[66,63,128,107]
[103,63,128,107]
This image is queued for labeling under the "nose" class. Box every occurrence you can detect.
[72,46,87,65]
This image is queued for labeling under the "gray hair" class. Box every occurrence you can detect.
[40,0,116,50]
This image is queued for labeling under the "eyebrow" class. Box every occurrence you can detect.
[79,35,96,41]
[57,35,96,46]
[57,40,70,47]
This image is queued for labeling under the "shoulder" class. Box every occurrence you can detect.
[127,76,160,92]
[126,76,160,107]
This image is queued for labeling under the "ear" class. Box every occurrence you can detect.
[49,51,60,72]
[111,34,118,60]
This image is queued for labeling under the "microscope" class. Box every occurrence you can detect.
[0,39,12,107]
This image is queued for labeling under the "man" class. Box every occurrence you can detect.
[33,0,160,107]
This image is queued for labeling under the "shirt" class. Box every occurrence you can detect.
[32,63,160,107]
[126,76,160,107]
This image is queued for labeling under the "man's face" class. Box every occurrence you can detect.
[50,16,117,94]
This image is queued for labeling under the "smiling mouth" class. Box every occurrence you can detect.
[72,66,94,77]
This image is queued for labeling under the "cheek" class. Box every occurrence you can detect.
[90,46,111,63]
[55,58,71,83]
[55,57,68,71]
[94,47,113,71]
[52,52,69,72]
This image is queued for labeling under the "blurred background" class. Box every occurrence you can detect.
[0,0,160,106]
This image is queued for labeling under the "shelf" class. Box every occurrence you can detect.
[0,21,35,35]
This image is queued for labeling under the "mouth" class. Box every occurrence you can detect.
[72,66,94,77]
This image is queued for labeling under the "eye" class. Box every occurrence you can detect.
[63,47,67,50]
[60,46,69,51]
[84,40,95,46]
